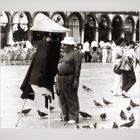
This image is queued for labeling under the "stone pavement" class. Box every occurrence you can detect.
[0,63,140,129]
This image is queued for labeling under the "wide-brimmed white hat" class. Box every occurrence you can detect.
[61,37,76,45]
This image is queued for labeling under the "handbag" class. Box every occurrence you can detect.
[119,49,133,71]
[113,64,123,74]
[120,56,133,71]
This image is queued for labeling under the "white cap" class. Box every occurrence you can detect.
[61,37,76,45]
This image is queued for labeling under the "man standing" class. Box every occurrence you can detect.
[82,40,91,62]
[56,37,82,124]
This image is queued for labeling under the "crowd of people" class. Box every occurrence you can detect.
[1,38,139,67]
[79,39,139,64]
[1,40,36,64]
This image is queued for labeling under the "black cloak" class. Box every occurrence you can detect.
[20,40,61,100]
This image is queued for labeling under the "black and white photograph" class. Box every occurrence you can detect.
[0,10,139,130]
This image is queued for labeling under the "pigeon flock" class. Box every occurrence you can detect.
[77,84,139,129]
[16,84,139,129]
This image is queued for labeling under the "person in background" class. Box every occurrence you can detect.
[55,37,82,124]
[111,40,117,63]
[134,42,140,73]
[82,40,91,62]
[121,40,136,97]
[111,38,124,96]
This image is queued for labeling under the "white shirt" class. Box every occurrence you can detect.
[25,40,33,49]
[99,41,105,48]
[82,41,90,52]
[126,48,136,59]
[91,41,98,48]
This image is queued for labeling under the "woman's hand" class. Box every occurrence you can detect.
[73,80,79,89]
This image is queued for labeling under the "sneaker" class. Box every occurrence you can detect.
[122,93,130,98]
[122,90,127,94]
[67,120,76,124]
[54,118,63,121]
[122,90,130,98]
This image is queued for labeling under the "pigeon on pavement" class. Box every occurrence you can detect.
[102,97,113,105]
[100,113,107,120]
[37,110,48,118]
[120,120,135,128]
[120,110,127,120]
[17,108,32,115]
[130,99,139,108]
[126,106,131,112]
[93,100,103,107]
[129,113,135,121]
[112,122,119,129]
[79,111,92,119]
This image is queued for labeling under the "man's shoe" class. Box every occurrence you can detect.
[67,120,76,124]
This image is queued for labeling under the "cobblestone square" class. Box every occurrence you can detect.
[0,63,140,129]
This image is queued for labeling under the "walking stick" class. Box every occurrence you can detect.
[57,95,66,126]
[15,99,27,127]
[47,95,51,128]
[54,82,66,126]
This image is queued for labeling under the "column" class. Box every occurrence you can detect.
[27,24,32,41]
[95,27,99,43]
[120,29,124,38]
[6,23,13,45]
[81,27,84,44]
[132,28,136,42]
[108,28,112,41]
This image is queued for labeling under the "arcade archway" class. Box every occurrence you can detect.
[68,13,82,44]
[84,15,96,43]
[98,15,110,42]
[112,16,123,42]
[0,12,9,48]
[124,16,135,41]
[13,12,28,41]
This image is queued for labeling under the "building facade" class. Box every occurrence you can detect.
[0,11,139,48]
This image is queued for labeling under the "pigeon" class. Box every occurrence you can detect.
[76,125,81,129]
[130,99,139,108]
[102,98,113,105]
[79,111,92,119]
[93,100,103,107]
[100,113,107,120]
[85,87,92,92]
[82,84,92,92]
[37,110,48,118]
[46,106,55,111]
[82,125,91,129]
[17,108,32,115]
[112,122,119,129]
[82,84,87,89]
[82,123,97,129]
[126,106,131,112]
[129,113,135,121]
[93,123,97,128]
[120,110,127,120]
[120,120,135,128]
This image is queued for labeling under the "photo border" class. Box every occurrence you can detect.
[0,0,140,140]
